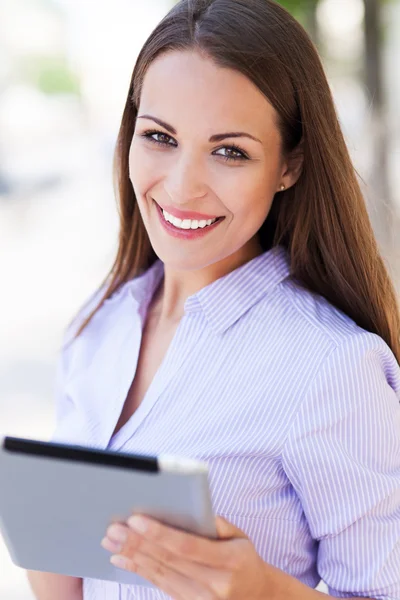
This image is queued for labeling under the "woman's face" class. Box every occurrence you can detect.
[129,50,293,271]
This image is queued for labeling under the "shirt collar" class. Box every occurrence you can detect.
[128,245,290,334]
[184,245,290,333]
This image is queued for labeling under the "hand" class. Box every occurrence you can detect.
[100,513,277,599]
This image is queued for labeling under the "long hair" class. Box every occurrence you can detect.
[71,0,400,363]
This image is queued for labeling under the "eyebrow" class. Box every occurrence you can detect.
[137,114,262,144]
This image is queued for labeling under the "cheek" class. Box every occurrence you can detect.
[218,167,277,221]
[128,140,160,196]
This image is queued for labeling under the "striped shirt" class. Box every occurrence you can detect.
[52,245,400,600]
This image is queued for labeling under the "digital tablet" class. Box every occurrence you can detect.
[0,436,216,587]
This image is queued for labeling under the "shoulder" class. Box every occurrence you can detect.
[58,276,135,370]
[273,275,393,351]
[271,277,400,395]
[61,280,110,347]
[276,276,361,345]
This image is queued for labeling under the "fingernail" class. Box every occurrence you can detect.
[128,516,148,534]
[101,536,122,554]
[107,524,128,544]
[110,554,128,569]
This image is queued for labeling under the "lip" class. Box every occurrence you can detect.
[154,200,224,240]
[156,202,222,221]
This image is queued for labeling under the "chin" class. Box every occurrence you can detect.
[152,245,215,272]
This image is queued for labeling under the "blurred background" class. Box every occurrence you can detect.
[0,0,399,597]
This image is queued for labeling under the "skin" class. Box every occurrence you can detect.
[128,49,302,325]
[100,516,372,600]
[100,51,374,599]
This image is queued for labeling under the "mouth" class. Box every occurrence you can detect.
[153,199,225,239]
[155,200,224,224]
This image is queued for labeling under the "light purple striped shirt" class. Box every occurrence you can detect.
[52,245,400,600]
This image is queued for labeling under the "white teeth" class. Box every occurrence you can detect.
[162,208,218,230]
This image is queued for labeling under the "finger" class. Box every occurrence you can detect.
[102,523,139,557]
[127,514,246,568]
[110,551,213,600]
[215,515,248,539]
[127,534,232,596]
[103,522,232,596]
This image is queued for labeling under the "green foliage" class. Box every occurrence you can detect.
[21,56,81,96]
[273,0,319,29]
[276,0,317,12]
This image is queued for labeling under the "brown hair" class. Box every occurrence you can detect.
[72,0,400,363]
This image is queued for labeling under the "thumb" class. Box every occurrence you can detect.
[215,515,248,540]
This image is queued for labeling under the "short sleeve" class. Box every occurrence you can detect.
[282,331,400,600]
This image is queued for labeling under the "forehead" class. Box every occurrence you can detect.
[138,50,278,137]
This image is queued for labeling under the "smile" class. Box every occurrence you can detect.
[154,200,225,240]
[161,208,219,230]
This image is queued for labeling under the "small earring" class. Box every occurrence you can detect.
[279,184,285,192]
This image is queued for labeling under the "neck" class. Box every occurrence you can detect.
[150,239,264,326]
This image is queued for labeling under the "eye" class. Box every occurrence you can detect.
[141,129,177,147]
[213,145,249,162]
[139,130,249,162]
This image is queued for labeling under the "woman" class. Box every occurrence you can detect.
[28,0,400,599]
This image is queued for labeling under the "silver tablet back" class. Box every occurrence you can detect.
[0,438,216,587]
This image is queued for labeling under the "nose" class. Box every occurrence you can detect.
[163,152,208,203]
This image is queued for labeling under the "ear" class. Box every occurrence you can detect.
[279,138,304,191]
